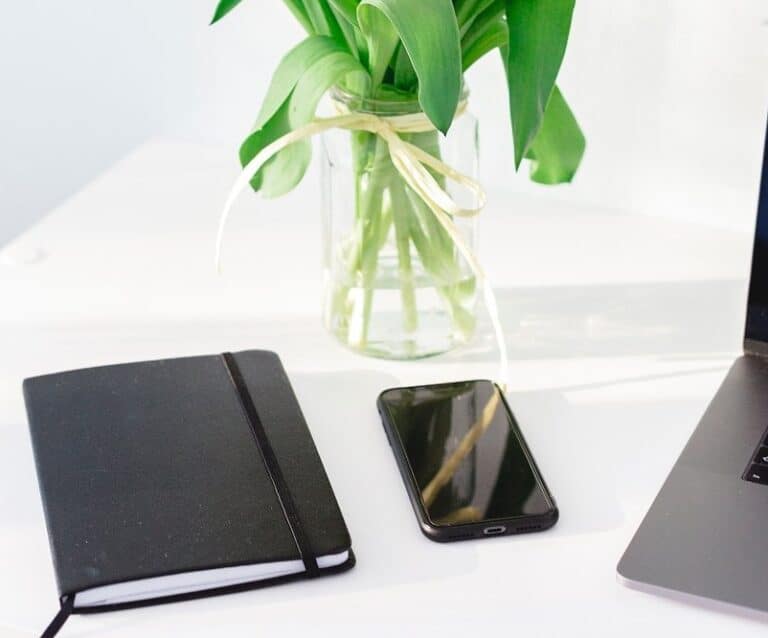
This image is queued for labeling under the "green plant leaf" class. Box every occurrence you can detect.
[211,0,315,32]
[525,86,585,184]
[504,0,575,168]
[462,21,506,71]
[328,0,360,26]
[239,36,370,197]
[290,51,370,124]
[268,50,370,197]
[455,0,498,33]
[253,36,346,131]
[282,1,314,33]
[239,36,346,194]
[241,101,312,199]
[304,1,349,46]
[461,10,506,71]
[210,0,245,24]
[358,0,462,134]
[327,1,370,64]
[460,0,503,45]
[327,4,360,56]
[357,5,400,89]
[393,44,417,91]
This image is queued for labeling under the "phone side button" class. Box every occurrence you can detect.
[377,409,393,448]
[382,427,394,448]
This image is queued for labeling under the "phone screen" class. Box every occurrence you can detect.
[379,380,553,526]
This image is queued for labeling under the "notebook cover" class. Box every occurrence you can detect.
[23,350,353,609]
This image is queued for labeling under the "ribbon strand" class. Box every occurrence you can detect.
[215,100,509,390]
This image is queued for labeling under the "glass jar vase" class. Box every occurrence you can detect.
[320,87,479,359]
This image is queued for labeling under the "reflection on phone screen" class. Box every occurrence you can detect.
[380,381,551,525]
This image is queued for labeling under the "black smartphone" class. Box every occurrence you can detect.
[377,380,558,542]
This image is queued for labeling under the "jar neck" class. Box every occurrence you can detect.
[330,84,469,117]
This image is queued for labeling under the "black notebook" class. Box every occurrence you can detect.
[24,350,354,636]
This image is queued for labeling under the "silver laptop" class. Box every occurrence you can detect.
[618,118,768,613]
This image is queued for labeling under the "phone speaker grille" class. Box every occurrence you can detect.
[515,525,542,533]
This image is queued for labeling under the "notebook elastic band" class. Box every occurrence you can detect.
[221,353,320,577]
[41,594,74,638]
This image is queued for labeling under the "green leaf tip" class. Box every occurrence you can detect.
[525,86,585,184]
[210,0,245,25]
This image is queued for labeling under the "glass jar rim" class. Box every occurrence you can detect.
[330,84,469,116]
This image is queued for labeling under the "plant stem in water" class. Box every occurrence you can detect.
[389,179,418,332]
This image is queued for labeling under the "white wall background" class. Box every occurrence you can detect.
[1,1,767,245]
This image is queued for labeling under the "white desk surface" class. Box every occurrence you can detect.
[0,139,764,637]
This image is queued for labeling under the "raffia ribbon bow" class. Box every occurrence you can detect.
[215,99,509,388]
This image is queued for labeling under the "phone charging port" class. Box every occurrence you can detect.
[483,525,506,535]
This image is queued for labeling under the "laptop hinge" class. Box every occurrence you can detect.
[743,339,768,358]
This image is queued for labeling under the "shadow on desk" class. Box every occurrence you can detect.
[444,278,747,363]
[435,279,752,541]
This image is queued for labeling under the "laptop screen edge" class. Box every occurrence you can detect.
[743,115,768,351]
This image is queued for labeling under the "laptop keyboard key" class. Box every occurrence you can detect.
[745,464,768,485]
[755,446,768,466]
